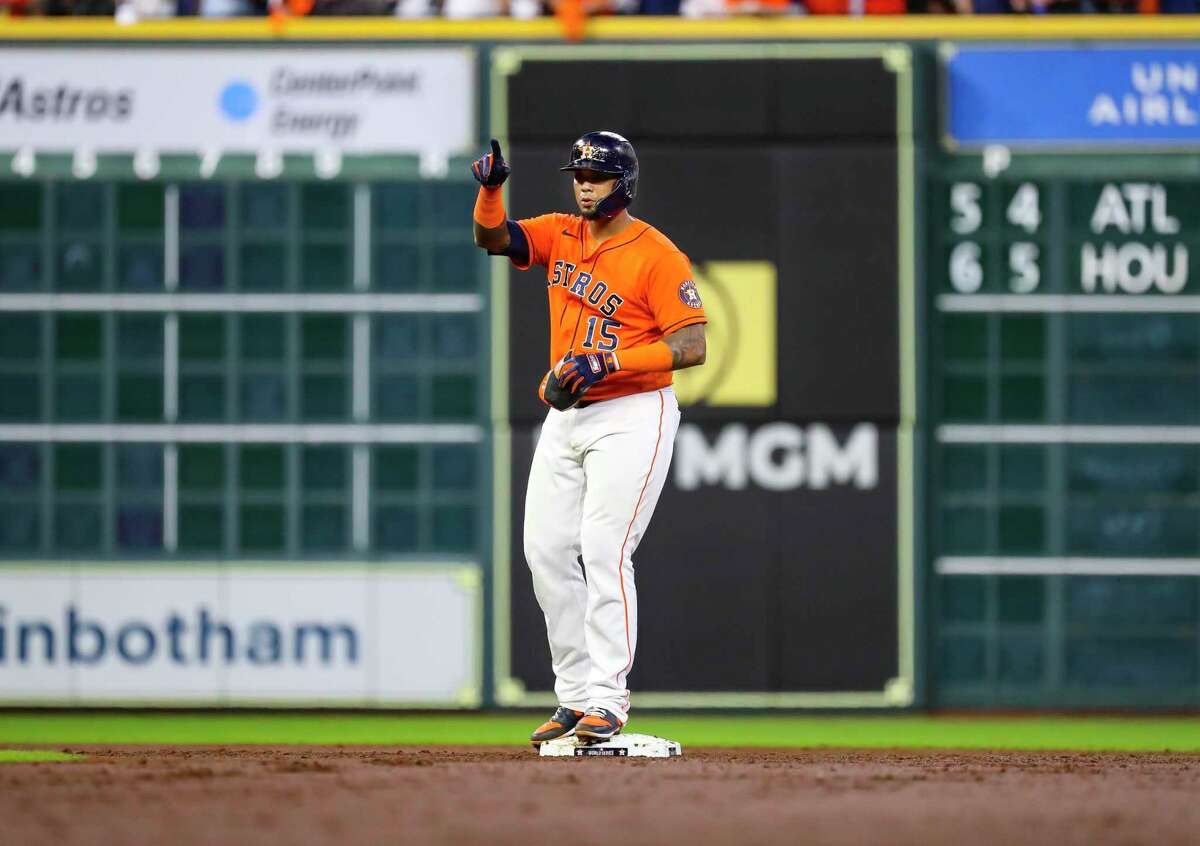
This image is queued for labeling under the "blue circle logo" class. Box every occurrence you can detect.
[678,279,703,309]
[219,81,258,122]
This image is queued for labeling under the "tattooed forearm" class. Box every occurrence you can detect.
[663,324,707,370]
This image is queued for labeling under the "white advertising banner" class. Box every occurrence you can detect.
[0,48,475,154]
[0,564,481,706]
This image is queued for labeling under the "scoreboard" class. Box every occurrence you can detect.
[0,159,489,562]
[938,170,1196,300]
[931,44,1200,707]
[933,161,1200,707]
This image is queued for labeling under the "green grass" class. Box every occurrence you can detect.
[0,749,85,763]
[0,713,1198,752]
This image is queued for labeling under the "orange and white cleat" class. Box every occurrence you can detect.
[530,706,585,747]
[573,708,625,744]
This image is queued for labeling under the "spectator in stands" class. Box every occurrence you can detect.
[115,0,174,18]
[396,0,543,17]
[923,0,1182,10]
[192,0,257,15]
[680,0,797,14]
[680,0,906,13]
[24,0,117,13]
[306,0,394,12]
[807,0,906,11]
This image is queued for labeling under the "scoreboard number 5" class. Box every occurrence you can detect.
[949,183,982,235]
[1008,243,1040,293]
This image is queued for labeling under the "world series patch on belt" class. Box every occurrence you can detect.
[472,131,707,755]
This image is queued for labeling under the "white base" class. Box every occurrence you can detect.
[538,732,683,758]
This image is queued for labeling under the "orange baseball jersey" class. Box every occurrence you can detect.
[511,213,707,403]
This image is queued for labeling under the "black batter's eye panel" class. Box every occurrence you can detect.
[503,54,904,699]
[507,59,897,144]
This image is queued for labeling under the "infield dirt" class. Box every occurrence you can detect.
[6,745,1199,845]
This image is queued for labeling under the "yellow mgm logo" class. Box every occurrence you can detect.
[673,261,777,408]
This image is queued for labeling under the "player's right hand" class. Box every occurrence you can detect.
[471,138,511,188]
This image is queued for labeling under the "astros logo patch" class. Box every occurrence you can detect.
[678,280,703,309]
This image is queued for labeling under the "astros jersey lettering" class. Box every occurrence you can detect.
[513,213,707,402]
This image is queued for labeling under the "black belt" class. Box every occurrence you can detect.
[575,390,657,410]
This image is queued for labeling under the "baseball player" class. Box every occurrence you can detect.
[471,131,707,746]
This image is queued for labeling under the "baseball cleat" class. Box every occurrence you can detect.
[573,708,625,744]
[530,706,585,747]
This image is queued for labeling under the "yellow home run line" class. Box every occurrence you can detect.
[2,17,1200,41]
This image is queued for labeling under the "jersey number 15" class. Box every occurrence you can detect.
[583,316,621,351]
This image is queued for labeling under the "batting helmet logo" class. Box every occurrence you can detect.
[577,144,608,162]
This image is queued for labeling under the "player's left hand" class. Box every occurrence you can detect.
[557,350,619,394]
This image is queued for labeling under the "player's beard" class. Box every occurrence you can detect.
[579,197,614,221]
[578,186,615,220]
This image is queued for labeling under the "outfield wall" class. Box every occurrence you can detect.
[1,21,1199,709]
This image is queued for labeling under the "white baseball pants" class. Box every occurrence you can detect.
[523,387,680,723]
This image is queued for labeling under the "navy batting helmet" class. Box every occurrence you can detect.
[559,130,638,219]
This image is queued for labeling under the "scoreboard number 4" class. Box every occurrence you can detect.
[1006,183,1041,233]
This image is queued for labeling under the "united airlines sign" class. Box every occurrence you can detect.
[946,47,1200,147]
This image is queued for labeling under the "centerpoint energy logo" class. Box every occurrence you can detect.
[218,80,259,122]
[270,67,420,95]
[247,65,424,141]
[672,261,777,408]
